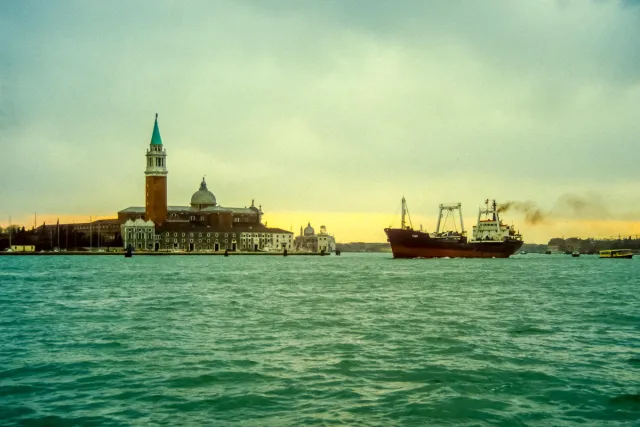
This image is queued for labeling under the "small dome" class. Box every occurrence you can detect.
[304,222,315,236]
[190,177,216,209]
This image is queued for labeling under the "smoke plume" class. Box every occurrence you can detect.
[497,201,546,225]
[498,193,612,226]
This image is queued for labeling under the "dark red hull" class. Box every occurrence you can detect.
[385,228,523,259]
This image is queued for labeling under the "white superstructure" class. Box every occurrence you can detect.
[470,200,520,243]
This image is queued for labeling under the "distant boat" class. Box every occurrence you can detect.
[520,250,528,255]
[571,251,580,257]
[258,245,284,253]
[544,250,552,254]
[600,249,633,259]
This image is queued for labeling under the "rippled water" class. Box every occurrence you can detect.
[1,253,639,426]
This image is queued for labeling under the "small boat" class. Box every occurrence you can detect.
[125,245,133,258]
[544,250,551,254]
[599,249,633,259]
[520,250,528,255]
[571,251,580,257]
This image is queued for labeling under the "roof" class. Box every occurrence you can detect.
[93,218,120,225]
[119,207,146,214]
[118,206,260,215]
[150,114,163,145]
[267,228,294,234]
[156,222,292,234]
[123,219,154,227]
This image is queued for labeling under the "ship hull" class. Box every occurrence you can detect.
[385,228,523,259]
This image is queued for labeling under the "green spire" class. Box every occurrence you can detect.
[150,113,163,145]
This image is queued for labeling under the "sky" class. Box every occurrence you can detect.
[1,0,639,243]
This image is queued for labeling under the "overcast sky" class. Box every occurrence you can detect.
[1,0,639,242]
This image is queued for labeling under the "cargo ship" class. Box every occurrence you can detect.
[384,198,523,259]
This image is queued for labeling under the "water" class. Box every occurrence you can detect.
[0,253,639,426]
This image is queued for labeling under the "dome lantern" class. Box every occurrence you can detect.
[190,177,216,209]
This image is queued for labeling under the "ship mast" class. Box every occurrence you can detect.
[401,197,406,229]
[400,197,413,230]
[436,203,464,234]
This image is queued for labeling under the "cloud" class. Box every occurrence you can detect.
[0,0,639,242]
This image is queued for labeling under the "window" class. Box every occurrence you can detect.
[207,233,210,237]
[182,233,186,237]
[189,233,194,237]
[174,232,177,237]
[198,233,202,237]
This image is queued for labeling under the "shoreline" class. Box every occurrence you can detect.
[0,251,330,256]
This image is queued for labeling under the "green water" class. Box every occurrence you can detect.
[0,253,639,426]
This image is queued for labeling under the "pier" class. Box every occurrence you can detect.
[0,251,329,256]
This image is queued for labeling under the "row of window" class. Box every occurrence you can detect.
[126,229,292,241]
[159,232,291,238]
[167,214,257,222]
[165,232,231,238]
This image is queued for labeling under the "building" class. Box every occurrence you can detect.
[119,115,294,252]
[121,219,155,251]
[294,223,336,253]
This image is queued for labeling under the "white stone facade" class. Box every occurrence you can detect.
[294,224,336,253]
[121,219,156,250]
[239,231,294,252]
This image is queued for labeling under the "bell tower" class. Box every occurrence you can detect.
[145,114,168,225]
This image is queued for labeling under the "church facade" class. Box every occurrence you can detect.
[120,115,294,252]
[294,223,336,253]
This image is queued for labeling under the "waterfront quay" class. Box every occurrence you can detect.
[0,251,329,256]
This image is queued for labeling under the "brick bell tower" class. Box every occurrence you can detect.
[145,114,168,225]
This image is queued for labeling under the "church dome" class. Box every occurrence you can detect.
[304,222,315,236]
[249,199,262,213]
[190,178,216,209]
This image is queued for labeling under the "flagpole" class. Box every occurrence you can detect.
[89,217,92,251]
[57,219,60,250]
[8,215,11,248]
